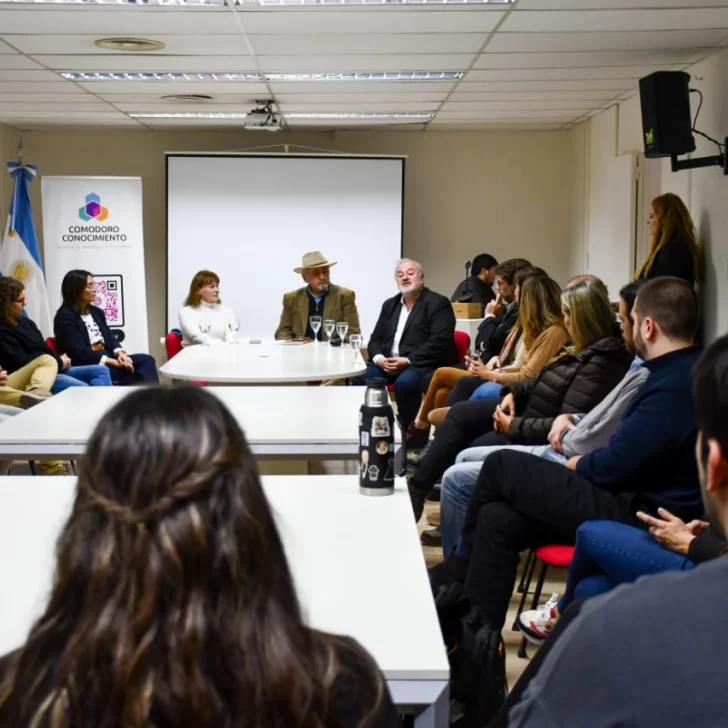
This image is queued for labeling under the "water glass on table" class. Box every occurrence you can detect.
[228,319,240,344]
[323,319,336,343]
[199,319,212,346]
[349,334,363,362]
[336,321,349,342]
[309,315,322,341]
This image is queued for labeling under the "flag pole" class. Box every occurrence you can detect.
[16,136,22,164]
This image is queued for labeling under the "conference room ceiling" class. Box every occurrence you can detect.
[0,0,728,132]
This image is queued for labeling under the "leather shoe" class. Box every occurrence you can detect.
[420,528,442,547]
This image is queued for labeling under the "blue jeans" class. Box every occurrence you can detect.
[559,520,696,612]
[441,444,569,556]
[469,380,503,400]
[51,364,112,393]
[351,362,424,428]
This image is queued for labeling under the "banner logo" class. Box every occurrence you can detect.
[79,193,109,222]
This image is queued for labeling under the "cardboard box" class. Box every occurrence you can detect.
[452,302,482,319]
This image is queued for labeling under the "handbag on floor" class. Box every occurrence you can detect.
[435,584,508,727]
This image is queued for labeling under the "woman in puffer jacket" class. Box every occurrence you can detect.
[407,278,632,519]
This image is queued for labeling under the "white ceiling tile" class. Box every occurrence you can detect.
[275,92,447,103]
[33,56,259,72]
[249,33,489,56]
[258,54,473,73]
[0,39,18,54]
[94,92,262,104]
[0,70,64,82]
[76,81,270,95]
[517,0,728,8]
[436,109,578,120]
[442,99,593,111]
[485,29,728,53]
[285,119,428,128]
[0,110,130,119]
[268,81,457,94]
[449,89,624,101]
[464,66,672,82]
[0,101,112,112]
[0,56,45,71]
[137,118,248,127]
[4,34,251,57]
[500,8,728,33]
[239,10,505,34]
[456,79,636,91]
[0,81,82,94]
[0,8,237,35]
[473,48,707,69]
[120,101,255,112]
[0,92,98,103]
[10,120,143,129]
[279,101,438,112]
[427,121,565,130]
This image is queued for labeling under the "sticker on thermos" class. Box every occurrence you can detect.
[371,416,391,437]
[361,432,369,447]
[376,440,388,455]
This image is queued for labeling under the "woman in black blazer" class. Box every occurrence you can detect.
[54,270,158,385]
[636,193,699,286]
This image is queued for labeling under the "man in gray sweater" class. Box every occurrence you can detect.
[506,331,728,728]
[436,281,647,555]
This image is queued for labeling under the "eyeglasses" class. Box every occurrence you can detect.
[86,284,98,291]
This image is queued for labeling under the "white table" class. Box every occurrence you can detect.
[0,386,399,461]
[455,318,484,348]
[0,476,449,726]
[160,339,367,383]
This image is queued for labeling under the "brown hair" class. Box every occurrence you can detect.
[635,193,700,281]
[516,275,565,349]
[0,276,25,325]
[494,258,532,285]
[634,276,699,342]
[0,387,385,728]
[561,279,618,352]
[184,270,220,308]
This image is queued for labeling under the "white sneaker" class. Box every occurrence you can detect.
[519,592,560,646]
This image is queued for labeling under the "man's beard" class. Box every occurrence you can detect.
[399,281,423,296]
[633,328,647,359]
[316,281,329,293]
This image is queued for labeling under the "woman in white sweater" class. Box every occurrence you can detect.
[179,270,238,346]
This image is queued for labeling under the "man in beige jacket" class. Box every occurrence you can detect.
[274,251,361,341]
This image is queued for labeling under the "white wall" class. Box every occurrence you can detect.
[582,45,728,343]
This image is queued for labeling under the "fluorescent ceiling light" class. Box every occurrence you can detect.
[267,72,462,81]
[286,112,433,120]
[62,72,262,82]
[130,112,247,118]
[0,0,511,4]
[62,71,461,83]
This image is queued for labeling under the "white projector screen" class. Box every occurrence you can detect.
[166,154,404,341]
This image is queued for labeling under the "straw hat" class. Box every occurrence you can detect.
[294,250,337,274]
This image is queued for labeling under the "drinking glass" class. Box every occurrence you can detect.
[309,315,322,341]
[349,333,363,362]
[336,321,349,342]
[468,350,481,364]
[228,318,240,344]
[323,318,336,343]
[199,319,212,346]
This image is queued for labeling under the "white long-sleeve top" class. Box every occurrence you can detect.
[179,301,238,346]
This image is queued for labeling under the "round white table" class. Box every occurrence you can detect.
[159,340,367,384]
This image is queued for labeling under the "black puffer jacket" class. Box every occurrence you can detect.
[502,335,632,445]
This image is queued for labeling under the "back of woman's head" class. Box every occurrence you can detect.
[637,193,699,279]
[561,279,617,352]
[0,387,380,728]
[185,270,220,308]
[61,269,92,311]
[517,275,565,348]
[0,276,24,325]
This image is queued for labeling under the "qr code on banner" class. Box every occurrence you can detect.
[93,275,125,327]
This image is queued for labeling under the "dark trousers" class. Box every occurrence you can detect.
[411,397,507,491]
[352,363,425,428]
[446,373,482,406]
[461,451,638,631]
[488,599,588,727]
[107,352,159,385]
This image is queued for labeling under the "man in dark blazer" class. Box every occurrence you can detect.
[354,258,457,431]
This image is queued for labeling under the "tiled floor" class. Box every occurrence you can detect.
[419,499,566,689]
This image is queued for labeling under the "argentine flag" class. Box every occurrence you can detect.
[0,161,52,336]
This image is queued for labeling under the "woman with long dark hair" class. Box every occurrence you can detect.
[54,270,158,385]
[0,387,399,728]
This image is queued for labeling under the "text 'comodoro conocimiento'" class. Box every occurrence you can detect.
[62,226,127,243]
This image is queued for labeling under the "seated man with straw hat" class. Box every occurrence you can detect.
[274,250,361,341]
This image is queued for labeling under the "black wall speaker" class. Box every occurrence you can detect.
[639,71,696,159]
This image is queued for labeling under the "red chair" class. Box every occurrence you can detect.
[45,337,58,354]
[165,330,207,386]
[387,331,471,393]
[513,545,575,658]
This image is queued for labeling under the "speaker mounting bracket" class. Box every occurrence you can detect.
[670,138,728,175]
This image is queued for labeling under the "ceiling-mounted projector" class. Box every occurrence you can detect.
[244,100,281,132]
